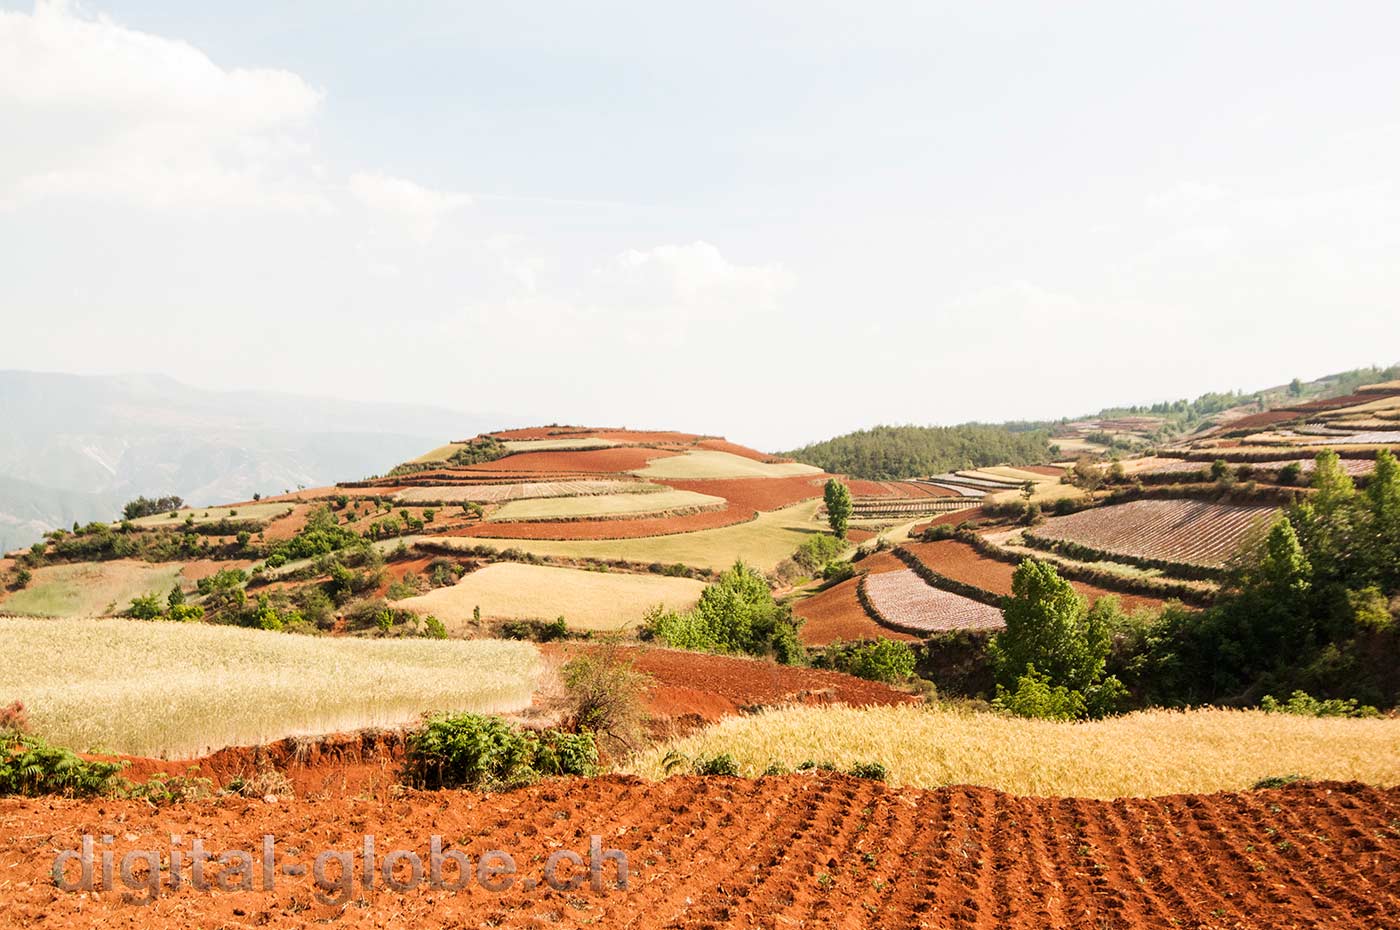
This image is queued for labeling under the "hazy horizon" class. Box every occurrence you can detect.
[4,1,1399,450]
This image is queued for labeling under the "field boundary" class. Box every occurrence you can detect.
[891,545,1005,607]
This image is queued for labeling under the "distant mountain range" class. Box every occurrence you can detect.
[0,371,507,554]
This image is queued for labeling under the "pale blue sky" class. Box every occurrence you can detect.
[2,1,1397,449]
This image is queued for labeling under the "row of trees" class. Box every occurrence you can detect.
[785,424,1051,480]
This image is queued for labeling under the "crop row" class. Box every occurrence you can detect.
[859,567,1004,634]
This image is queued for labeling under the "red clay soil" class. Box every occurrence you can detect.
[256,486,405,505]
[465,447,681,474]
[910,506,987,535]
[589,429,705,444]
[542,643,918,725]
[1020,464,1068,477]
[450,505,759,541]
[844,527,876,543]
[902,539,1168,612]
[177,559,258,584]
[5,778,1396,929]
[792,552,920,646]
[657,475,828,511]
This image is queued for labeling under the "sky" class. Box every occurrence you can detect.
[1,0,1398,451]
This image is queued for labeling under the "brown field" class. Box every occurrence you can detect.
[395,479,647,503]
[901,538,1171,612]
[656,475,828,511]
[448,503,757,540]
[792,551,918,645]
[5,779,1396,929]
[695,438,774,461]
[465,446,681,473]
[861,569,1004,633]
[846,479,960,498]
[1027,499,1277,570]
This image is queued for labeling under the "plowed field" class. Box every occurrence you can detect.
[861,569,1004,633]
[448,504,757,540]
[1027,499,1277,570]
[657,475,828,511]
[465,446,682,473]
[792,551,917,645]
[4,779,1396,929]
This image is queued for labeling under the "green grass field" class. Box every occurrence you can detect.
[0,617,542,758]
[0,560,184,617]
[437,499,826,572]
[630,450,824,480]
[127,501,293,528]
[397,561,707,632]
[487,489,724,522]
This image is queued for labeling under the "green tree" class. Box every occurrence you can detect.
[989,560,1123,718]
[167,584,186,610]
[823,478,853,539]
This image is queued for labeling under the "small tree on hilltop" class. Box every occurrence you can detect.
[824,478,853,538]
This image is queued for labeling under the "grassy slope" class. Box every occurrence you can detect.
[487,489,724,522]
[397,562,707,631]
[0,617,541,758]
[627,703,1400,797]
[128,501,293,528]
[0,560,184,617]
[455,499,825,573]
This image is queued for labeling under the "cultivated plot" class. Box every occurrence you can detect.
[487,489,725,523]
[0,617,542,757]
[397,562,707,632]
[631,450,824,480]
[0,560,184,617]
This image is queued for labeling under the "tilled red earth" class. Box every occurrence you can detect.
[2,778,1395,929]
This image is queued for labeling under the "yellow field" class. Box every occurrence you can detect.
[444,499,826,572]
[0,617,542,758]
[408,442,469,464]
[988,481,1086,505]
[975,466,1058,483]
[397,562,706,631]
[626,704,1400,798]
[128,501,293,528]
[0,560,184,617]
[500,437,618,452]
[631,450,824,480]
[487,489,724,522]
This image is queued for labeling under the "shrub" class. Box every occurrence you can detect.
[423,614,448,639]
[498,616,570,642]
[793,534,845,574]
[847,761,888,780]
[644,560,805,663]
[1259,690,1379,718]
[401,713,596,790]
[168,604,205,622]
[0,734,126,797]
[693,753,740,776]
[128,594,163,620]
[814,639,917,683]
[992,665,1087,721]
[561,643,652,756]
[122,495,185,520]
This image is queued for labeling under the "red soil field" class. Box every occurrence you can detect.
[177,559,258,584]
[793,552,919,646]
[257,486,405,505]
[910,506,987,536]
[845,479,960,498]
[901,538,1169,612]
[545,643,917,724]
[1019,464,1067,477]
[656,475,827,511]
[465,446,681,473]
[6,779,1395,929]
[588,429,705,444]
[449,505,758,540]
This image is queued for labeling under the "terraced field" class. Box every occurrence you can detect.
[0,559,184,617]
[486,489,725,522]
[395,479,650,503]
[1025,499,1277,570]
[631,449,825,480]
[860,568,1004,633]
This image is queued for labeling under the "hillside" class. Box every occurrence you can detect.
[0,371,507,552]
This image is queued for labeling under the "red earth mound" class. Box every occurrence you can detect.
[465,446,681,473]
[544,643,918,725]
[656,475,828,511]
[450,505,758,540]
[792,552,920,646]
[902,538,1169,612]
[6,779,1395,929]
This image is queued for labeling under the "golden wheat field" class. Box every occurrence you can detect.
[626,703,1400,797]
[0,617,543,758]
[396,561,707,631]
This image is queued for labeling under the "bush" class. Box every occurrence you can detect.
[693,753,740,776]
[814,639,916,683]
[644,560,805,662]
[0,734,127,797]
[168,604,205,622]
[1259,690,1379,718]
[401,713,596,790]
[423,614,448,639]
[561,643,652,756]
[847,761,888,780]
[498,616,570,642]
[793,534,845,574]
[128,594,163,620]
[992,665,1087,721]
[122,495,185,520]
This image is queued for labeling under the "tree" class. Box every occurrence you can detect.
[1288,377,1304,397]
[823,478,853,538]
[989,560,1123,718]
[122,495,185,520]
[167,584,186,609]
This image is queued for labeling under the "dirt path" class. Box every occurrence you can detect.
[2,777,1395,928]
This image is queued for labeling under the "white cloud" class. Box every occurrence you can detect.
[348,172,473,242]
[596,241,794,314]
[0,0,325,210]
